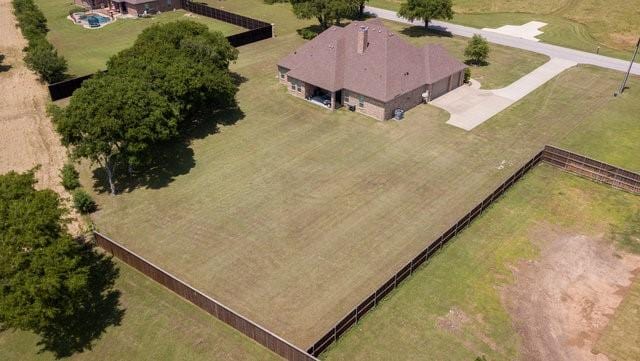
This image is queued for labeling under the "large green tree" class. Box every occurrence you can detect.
[290,0,360,29]
[398,0,454,29]
[0,170,121,357]
[51,21,239,195]
[51,74,178,195]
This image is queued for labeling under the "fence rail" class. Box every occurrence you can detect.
[93,232,317,361]
[181,0,270,29]
[542,145,640,193]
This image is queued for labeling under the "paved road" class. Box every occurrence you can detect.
[366,6,640,75]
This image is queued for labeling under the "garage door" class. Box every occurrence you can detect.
[451,71,461,90]
[430,77,450,100]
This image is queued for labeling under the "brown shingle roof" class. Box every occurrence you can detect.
[278,19,467,102]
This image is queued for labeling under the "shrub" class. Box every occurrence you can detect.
[12,0,68,83]
[60,163,80,190]
[463,67,471,83]
[464,34,490,65]
[72,189,96,214]
[297,27,319,40]
[23,37,68,83]
[12,0,48,38]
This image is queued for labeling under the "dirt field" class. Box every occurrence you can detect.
[0,0,68,197]
[503,225,640,361]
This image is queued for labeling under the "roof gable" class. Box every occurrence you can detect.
[278,20,466,102]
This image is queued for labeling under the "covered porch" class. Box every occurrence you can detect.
[305,83,342,110]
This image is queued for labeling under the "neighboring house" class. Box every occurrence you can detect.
[75,0,179,16]
[277,19,467,120]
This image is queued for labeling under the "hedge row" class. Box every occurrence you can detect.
[12,0,67,83]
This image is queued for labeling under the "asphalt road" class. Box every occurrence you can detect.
[366,6,640,76]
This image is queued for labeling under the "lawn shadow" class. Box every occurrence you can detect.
[400,25,453,38]
[465,59,490,67]
[296,24,325,39]
[352,11,377,21]
[230,71,248,86]
[91,106,245,193]
[0,54,11,72]
[35,242,124,358]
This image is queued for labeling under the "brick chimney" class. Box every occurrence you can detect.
[357,26,368,54]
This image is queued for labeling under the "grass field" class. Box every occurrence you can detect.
[0,259,279,361]
[369,0,640,60]
[322,164,640,360]
[594,276,640,361]
[79,9,640,348]
[35,0,243,76]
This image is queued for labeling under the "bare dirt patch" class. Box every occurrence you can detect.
[502,223,640,361]
[0,0,79,232]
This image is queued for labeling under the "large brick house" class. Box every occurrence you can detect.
[277,19,467,120]
[75,0,179,16]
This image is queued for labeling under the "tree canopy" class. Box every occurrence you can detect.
[290,0,360,29]
[398,0,453,29]
[50,21,239,195]
[0,170,121,357]
[464,34,490,65]
[12,0,67,82]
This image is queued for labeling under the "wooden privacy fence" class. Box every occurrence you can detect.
[307,146,639,355]
[306,150,545,355]
[48,1,273,100]
[181,0,270,29]
[180,0,273,47]
[92,145,639,360]
[93,232,317,361]
[542,145,640,193]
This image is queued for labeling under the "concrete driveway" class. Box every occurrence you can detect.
[430,58,577,130]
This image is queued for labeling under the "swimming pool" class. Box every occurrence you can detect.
[72,12,113,28]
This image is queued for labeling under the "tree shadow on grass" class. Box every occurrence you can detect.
[464,59,490,67]
[400,25,453,38]
[353,11,377,21]
[91,106,245,194]
[296,24,325,40]
[36,243,124,358]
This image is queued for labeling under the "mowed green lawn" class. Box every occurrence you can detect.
[322,164,640,360]
[80,6,640,349]
[369,0,640,60]
[0,259,280,361]
[35,0,243,76]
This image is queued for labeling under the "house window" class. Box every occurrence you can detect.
[296,84,302,92]
[280,72,285,79]
[358,95,365,108]
[291,82,296,90]
[166,0,171,5]
[344,93,350,103]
